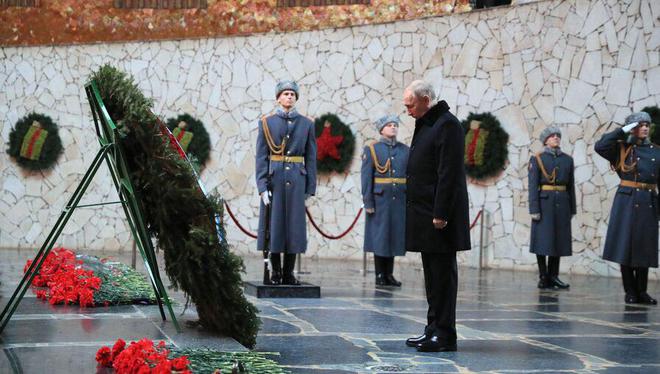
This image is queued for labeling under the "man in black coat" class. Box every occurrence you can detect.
[402,80,471,352]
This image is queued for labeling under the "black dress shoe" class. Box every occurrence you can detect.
[386,274,402,287]
[405,334,428,347]
[550,276,570,289]
[638,293,658,305]
[375,273,388,286]
[416,336,457,352]
[625,293,639,304]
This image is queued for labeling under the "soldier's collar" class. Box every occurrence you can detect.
[379,136,397,146]
[276,107,299,119]
[543,146,562,156]
[626,135,651,145]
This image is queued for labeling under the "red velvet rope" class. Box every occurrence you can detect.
[223,202,258,239]
[306,207,363,240]
[469,209,483,231]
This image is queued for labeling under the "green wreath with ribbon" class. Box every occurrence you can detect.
[315,113,355,174]
[165,113,211,170]
[461,112,509,180]
[643,106,660,144]
[7,112,64,171]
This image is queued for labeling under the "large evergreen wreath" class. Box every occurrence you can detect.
[643,106,660,144]
[461,112,509,180]
[7,112,63,171]
[166,114,211,169]
[315,113,355,174]
[91,65,259,348]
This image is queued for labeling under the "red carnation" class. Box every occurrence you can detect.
[95,346,113,368]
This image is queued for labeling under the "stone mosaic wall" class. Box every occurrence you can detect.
[1,0,659,276]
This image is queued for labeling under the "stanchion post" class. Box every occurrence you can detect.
[362,252,367,277]
[479,208,488,270]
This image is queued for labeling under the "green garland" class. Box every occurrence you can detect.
[166,113,211,170]
[314,113,355,174]
[90,65,259,348]
[461,112,509,180]
[643,106,660,145]
[7,112,63,171]
[172,348,290,374]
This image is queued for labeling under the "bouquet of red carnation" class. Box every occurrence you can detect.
[96,338,191,374]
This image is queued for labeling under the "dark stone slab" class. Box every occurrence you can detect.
[0,297,138,315]
[457,310,562,320]
[568,312,660,324]
[288,309,424,334]
[260,317,301,334]
[288,369,357,374]
[0,318,166,344]
[0,345,103,373]
[374,339,585,372]
[255,335,371,366]
[320,287,401,298]
[513,303,652,313]
[459,320,642,336]
[538,337,660,365]
[244,281,320,298]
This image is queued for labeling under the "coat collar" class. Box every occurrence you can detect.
[626,135,651,146]
[415,100,450,127]
[379,136,397,146]
[276,107,299,119]
[543,146,562,156]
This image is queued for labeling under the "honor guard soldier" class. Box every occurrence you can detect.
[361,115,409,287]
[255,80,317,285]
[595,112,659,305]
[528,126,576,289]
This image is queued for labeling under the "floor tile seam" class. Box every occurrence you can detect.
[548,314,656,332]
[520,337,617,370]
[0,341,123,349]
[11,313,146,320]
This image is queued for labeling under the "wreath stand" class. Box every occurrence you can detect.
[0,80,180,333]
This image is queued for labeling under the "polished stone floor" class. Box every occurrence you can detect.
[0,248,658,373]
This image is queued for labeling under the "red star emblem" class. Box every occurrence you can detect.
[316,121,344,161]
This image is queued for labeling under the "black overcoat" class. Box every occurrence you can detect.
[405,101,471,253]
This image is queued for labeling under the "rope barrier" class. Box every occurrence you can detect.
[224,201,482,239]
[305,207,363,240]
[223,202,258,239]
[469,209,483,231]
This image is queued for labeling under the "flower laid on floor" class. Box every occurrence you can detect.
[24,247,101,307]
[96,338,191,374]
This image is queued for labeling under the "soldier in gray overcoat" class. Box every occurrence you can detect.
[595,112,659,305]
[528,126,576,290]
[361,114,409,287]
[255,81,317,285]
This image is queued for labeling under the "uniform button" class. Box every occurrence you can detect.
[637,188,640,191]
[285,166,290,170]
[637,157,641,160]
[286,181,291,186]
[635,204,639,208]
[393,196,396,200]
[653,158,656,161]
[286,135,290,139]
[287,151,291,155]
[650,205,653,208]
[392,170,396,173]
[634,145,637,148]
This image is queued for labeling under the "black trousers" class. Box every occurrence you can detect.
[621,265,649,295]
[421,252,457,344]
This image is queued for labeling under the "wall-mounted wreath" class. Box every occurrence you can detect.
[7,112,64,171]
[461,112,509,180]
[165,113,211,169]
[315,113,355,174]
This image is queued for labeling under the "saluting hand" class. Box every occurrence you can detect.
[433,218,447,229]
[622,122,638,133]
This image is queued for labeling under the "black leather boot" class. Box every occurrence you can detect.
[269,253,282,285]
[282,254,300,285]
[374,256,387,286]
[635,267,657,305]
[537,255,550,289]
[385,257,402,287]
[548,256,569,289]
[621,265,638,304]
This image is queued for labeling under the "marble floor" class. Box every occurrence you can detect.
[0,248,658,373]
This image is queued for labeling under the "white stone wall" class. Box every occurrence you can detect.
[1,0,659,276]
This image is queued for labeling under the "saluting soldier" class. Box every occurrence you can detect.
[256,80,317,285]
[528,126,576,290]
[595,112,659,305]
[361,115,409,287]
